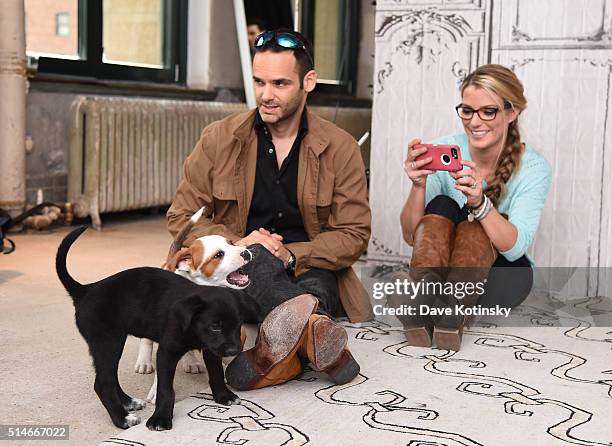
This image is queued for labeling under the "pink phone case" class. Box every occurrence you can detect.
[414,144,462,172]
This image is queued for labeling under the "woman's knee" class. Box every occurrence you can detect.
[425,195,462,222]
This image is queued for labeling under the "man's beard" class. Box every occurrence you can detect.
[259,91,304,124]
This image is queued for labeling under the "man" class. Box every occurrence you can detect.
[167,29,373,390]
[247,18,267,56]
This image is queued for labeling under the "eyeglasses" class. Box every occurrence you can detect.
[254,31,314,67]
[455,103,512,121]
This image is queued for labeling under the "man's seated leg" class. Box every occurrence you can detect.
[227,246,360,390]
[241,244,307,316]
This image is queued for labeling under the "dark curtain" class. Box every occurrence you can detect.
[244,0,293,30]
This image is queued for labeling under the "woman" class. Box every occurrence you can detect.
[398,64,551,351]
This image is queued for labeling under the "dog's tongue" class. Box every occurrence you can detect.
[228,270,249,287]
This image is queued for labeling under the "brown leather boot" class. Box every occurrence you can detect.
[433,220,497,351]
[403,214,455,346]
[239,326,246,351]
[225,294,318,390]
[297,314,360,384]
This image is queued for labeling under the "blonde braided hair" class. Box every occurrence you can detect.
[460,64,527,206]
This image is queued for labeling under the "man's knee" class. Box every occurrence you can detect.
[245,243,286,273]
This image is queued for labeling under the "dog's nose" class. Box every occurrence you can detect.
[241,250,252,262]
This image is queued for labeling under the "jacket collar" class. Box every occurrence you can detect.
[232,107,330,156]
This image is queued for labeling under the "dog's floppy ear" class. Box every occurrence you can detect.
[163,247,192,271]
[171,295,206,332]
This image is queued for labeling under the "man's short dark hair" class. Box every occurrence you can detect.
[253,28,315,87]
[247,17,267,31]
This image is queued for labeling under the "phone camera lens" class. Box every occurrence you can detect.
[441,154,451,165]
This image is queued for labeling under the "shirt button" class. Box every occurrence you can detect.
[278,211,283,218]
[268,148,274,154]
[270,227,276,232]
[275,179,280,185]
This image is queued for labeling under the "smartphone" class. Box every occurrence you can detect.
[413,144,462,172]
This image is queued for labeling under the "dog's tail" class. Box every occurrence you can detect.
[164,206,206,267]
[55,225,88,302]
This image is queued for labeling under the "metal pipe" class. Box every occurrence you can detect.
[232,0,255,108]
[0,0,27,216]
[293,0,300,32]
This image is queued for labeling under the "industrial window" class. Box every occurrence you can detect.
[26,0,187,84]
[56,13,70,37]
[300,0,359,95]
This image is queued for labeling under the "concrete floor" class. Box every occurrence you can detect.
[0,214,215,445]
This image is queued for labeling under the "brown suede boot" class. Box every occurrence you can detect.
[225,294,318,390]
[403,214,455,347]
[433,220,497,351]
[297,314,360,384]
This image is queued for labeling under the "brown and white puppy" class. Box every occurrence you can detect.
[134,207,252,402]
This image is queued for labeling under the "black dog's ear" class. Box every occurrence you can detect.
[170,295,206,332]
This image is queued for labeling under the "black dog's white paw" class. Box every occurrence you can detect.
[125,398,146,411]
[146,414,172,431]
[121,413,141,429]
[214,390,241,406]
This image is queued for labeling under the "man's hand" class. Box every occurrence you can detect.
[235,229,291,266]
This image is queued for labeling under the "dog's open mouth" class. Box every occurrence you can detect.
[227,268,249,287]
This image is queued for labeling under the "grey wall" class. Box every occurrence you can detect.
[25,90,76,204]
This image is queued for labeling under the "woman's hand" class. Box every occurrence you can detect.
[452,160,484,208]
[404,138,434,189]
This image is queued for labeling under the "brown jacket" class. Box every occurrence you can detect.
[167,108,374,322]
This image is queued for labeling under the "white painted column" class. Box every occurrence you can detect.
[0,0,27,215]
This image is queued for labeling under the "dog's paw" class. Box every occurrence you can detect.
[146,385,157,405]
[134,359,155,374]
[121,413,141,429]
[146,414,172,431]
[213,389,241,406]
[181,352,205,374]
[125,398,146,411]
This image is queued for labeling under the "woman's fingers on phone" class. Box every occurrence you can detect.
[410,147,429,159]
[415,156,432,168]
[408,138,422,149]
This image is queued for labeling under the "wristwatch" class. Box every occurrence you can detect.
[286,251,296,273]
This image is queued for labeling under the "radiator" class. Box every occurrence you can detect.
[68,96,371,229]
[68,97,247,228]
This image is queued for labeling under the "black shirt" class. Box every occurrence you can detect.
[245,109,309,244]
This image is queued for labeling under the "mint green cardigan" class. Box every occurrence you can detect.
[425,133,552,265]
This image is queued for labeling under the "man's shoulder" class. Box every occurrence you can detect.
[201,108,255,136]
[309,111,355,139]
[307,110,358,153]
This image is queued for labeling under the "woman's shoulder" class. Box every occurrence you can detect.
[519,144,552,177]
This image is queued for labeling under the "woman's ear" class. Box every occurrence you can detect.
[507,107,520,123]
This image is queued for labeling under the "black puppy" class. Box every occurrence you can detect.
[56,226,259,431]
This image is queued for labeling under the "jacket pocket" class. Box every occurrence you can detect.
[212,181,237,219]
[316,176,334,228]
[212,180,236,200]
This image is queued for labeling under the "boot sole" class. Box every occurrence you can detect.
[226,294,318,390]
[433,326,463,351]
[404,326,433,347]
[311,318,360,384]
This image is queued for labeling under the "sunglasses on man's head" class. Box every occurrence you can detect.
[254,31,314,67]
